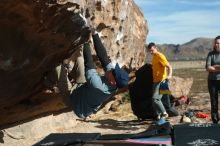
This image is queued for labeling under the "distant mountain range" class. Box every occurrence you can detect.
[146,37,214,61]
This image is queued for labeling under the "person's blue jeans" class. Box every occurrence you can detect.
[152,82,166,116]
[208,79,220,123]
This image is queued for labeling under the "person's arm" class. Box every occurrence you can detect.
[166,63,172,80]
[159,53,172,80]
[206,66,216,72]
[205,52,220,72]
[83,43,96,71]
[206,52,214,72]
[213,65,220,72]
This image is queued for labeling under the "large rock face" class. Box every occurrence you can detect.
[0,0,147,127]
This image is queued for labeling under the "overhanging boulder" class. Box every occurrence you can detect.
[0,0,148,127]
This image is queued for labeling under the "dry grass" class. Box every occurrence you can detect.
[170,60,205,69]
[171,60,208,96]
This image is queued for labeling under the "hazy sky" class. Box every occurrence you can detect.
[135,0,220,44]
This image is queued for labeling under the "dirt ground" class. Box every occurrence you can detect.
[170,60,205,69]
[1,61,215,146]
[1,93,212,146]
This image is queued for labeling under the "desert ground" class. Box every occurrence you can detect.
[1,60,214,146]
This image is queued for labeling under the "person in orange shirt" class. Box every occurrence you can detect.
[147,42,172,123]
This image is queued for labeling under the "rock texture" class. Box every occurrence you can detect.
[0,0,147,127]
[169,76,193,98]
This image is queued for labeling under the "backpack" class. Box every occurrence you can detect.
[129,63,154,119]
[129,64,179,120]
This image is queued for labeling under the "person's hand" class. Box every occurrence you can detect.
[207,66,218,72]
[167,75,172,80]
[84,32,92,43]
[90,27,96,35]
[213,65,220,71]
[88,32,93,43]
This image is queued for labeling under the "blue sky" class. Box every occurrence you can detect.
[135,0,220,44]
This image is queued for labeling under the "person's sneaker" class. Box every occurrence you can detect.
[53,86,60,93]
[161,112,169,119]
[43,89,53,94]
[157,114,161,120]
[181,115,191,123]
[156,117,167,125]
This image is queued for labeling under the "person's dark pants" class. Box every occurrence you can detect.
[83,43,96,71]
[208,79,220,123]
[162,94,179,116]
[92,34,111,70]
[83,34,111,71]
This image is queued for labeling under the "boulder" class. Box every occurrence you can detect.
[169,76,193,98]
[0,0,147,127]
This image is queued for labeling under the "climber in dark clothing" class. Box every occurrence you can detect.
[70,30,129,119]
